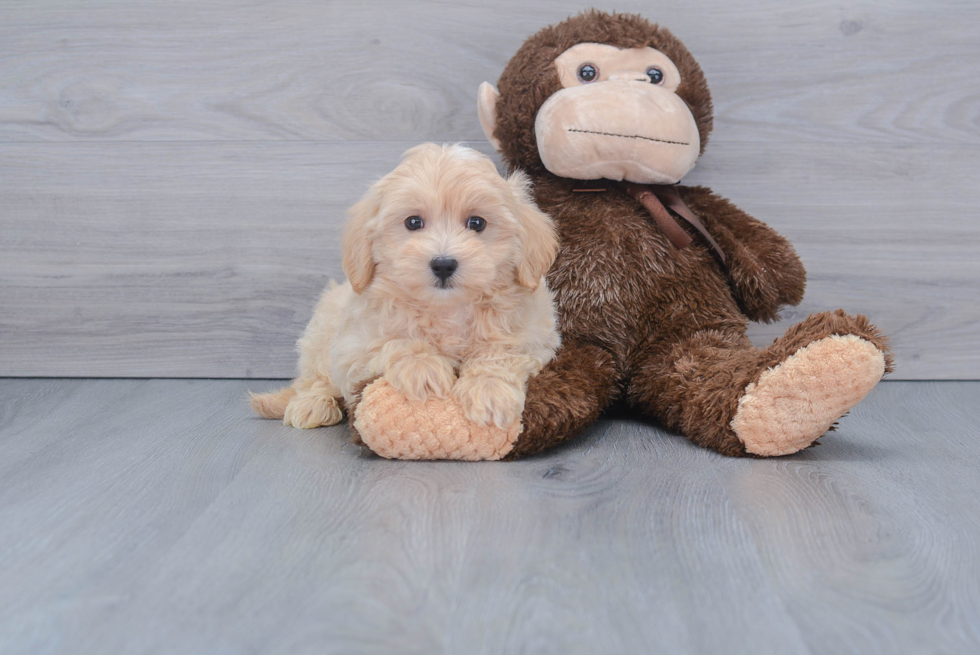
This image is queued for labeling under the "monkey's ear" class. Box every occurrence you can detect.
[509,170,558,290]
[342,181,383,294]
[477,82,503,152]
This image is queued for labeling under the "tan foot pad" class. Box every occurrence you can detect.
[732,334,886,457]
[353,379,521,461]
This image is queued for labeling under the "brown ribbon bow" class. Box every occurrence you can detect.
[574,180,726,264]
[618,182,726,264]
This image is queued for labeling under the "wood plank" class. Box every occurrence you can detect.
[0,1,977,145]
[2,140,976,378]
[0,379,979,653]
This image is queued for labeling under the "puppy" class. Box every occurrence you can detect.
[251,143,560,431]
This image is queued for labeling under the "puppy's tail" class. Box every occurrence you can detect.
[249,387,296,419]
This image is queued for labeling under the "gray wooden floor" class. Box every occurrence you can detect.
[1,379,978,654]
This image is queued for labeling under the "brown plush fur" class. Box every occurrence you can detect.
[492,12,892,458]
[350,10,893,459]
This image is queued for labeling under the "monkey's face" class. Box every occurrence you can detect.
[479,36,707,185]
[534,43,701,184]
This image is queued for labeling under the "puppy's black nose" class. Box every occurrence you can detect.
[430,257,458,283]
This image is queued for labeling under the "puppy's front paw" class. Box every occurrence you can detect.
[453,374,525,429]
[283,392,343,429]
[386,353,457,402]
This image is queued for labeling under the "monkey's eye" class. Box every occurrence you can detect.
[404,216,424,231]
[646,67,664,85]
[466,216,487,232]
[577,63,598,83]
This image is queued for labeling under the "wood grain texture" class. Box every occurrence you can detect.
[0,1,977,378]
[0,1,977,145]
[1,379,979,654]
[2,140,977,378]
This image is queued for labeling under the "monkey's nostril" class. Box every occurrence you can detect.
[430,257,458,283]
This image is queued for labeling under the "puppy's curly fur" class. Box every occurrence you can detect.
[252,143,561,430]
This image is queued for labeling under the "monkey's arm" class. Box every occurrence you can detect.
[680,185,806,323]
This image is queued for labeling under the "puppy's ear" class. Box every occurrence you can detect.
[509,170,558,290]
[342,180,384,294]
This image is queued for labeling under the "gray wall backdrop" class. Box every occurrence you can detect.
[1,0,977,379]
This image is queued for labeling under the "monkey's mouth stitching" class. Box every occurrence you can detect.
[568,128,689,146]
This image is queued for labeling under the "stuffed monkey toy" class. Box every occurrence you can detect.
[350,10,893,460]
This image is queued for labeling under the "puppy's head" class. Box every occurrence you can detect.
[342,143,557,301]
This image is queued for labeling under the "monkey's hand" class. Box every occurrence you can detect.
[680,185,807,323]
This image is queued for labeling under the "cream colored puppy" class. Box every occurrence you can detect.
[251,143,560,430]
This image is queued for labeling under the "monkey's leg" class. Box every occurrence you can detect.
[629,310,893,457]
[504,340,619,459]
[348,341,618,460]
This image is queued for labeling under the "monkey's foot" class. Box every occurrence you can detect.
[731,334,886,456]
[353,379,521,460]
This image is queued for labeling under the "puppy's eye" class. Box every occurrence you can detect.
[646,67,664,85]
[466,216,487,232]
[577,63,598,83]
[404,216,424,231]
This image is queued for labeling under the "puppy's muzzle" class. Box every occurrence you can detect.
[430,256,458,287]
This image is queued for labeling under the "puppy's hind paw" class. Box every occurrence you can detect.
[386,353,457,402]
[453,374,525,429]
[283,392,343,429]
